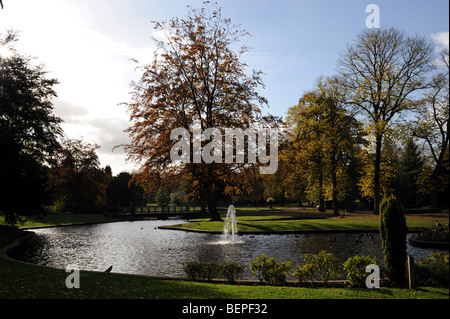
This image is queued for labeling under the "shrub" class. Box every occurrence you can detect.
[294,250,340,286]
[415,252,449,287]
[203,261,222,282]
[221,261,244,284]
[183,260,244,283]
[250,255,293,285]
[183,260,205,280]
[379,196,407,286]
[343,255,378,287]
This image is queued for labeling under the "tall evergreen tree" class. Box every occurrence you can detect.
[379,196,407,286]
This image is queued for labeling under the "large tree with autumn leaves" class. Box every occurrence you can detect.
[123,3,276,221]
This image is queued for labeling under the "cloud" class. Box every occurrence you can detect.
[0,0,156,173]
[432,32,449,48]
[53,100,89,123]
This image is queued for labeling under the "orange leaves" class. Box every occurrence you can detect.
[121,2,276,211]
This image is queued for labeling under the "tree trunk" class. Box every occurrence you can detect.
[207,195,222,221]
[331,149,339,216]
[318,166,326,212]
[373,133,383,215]
[430,168,441,214]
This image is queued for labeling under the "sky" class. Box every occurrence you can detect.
[0,0,448,175]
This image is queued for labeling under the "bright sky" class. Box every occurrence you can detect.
[1,0,448,174]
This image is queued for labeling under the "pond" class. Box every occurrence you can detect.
[10,219,444,280]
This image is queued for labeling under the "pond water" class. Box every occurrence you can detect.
[10,219,444,280]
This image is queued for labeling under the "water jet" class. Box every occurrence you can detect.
[223,205,238,242]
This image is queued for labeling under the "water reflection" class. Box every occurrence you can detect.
[11,220,444,279]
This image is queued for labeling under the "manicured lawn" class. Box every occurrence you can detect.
[160,210,449,233]
[1,210,449,300]
[0,253,448,299]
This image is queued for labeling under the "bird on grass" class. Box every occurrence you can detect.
[435,220,443,228]
[104,265,113,274]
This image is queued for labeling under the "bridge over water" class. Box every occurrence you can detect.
[125,205,209,220]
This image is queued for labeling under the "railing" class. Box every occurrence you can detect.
[131,205,204,214]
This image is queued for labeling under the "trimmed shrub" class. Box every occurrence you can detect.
[221,261,244,284]
[379,196,407,286]
[203,261,222,282]
[183,260,244,283]
[294,250,340,286]
[250,254,293,285]
[343,255,378,287]
[183,260,205,280]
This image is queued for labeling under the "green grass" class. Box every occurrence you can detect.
[160,211,449,233]
[1,210,449,299]
[0,213,120,229]
[0,247,448,299]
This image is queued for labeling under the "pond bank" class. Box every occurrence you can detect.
[1,224,448,300]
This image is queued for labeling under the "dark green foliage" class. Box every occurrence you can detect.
[202,261,222,282]
[220,261,244,284]
[1,30,62,224]
[396,138,424,208]
[415,252,449,287]
[379,196,407,286]
[249,254,293,285]
[343,255,378,287]
[293,250,340,286]
[182,261,204,280]
[183,260,244,283]
[105,171,145,212]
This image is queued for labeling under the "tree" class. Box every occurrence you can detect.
[396,138,424,208]
[286,77,363,214]
[339,27,435,214]
[358,138,400,204]
[123,3,272,221]
[0,30,62,224]
[316,77,364,215]
[379,196,407,286]
[412,48,449,213]
[287,90,328,211]
[49,138,108,213]
[105,171,145,212]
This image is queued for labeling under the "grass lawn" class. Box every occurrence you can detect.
[0,227,448,299]
[1,257,448,299]
[0,213,120,229]
[1,209,449,300]
[160,209,449,233]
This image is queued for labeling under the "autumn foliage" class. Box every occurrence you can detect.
[123,3,277,220]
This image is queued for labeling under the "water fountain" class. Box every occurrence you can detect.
[223,204,238,242]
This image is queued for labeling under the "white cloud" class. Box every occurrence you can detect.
[432,31,449,48]
[0,0,157,173]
